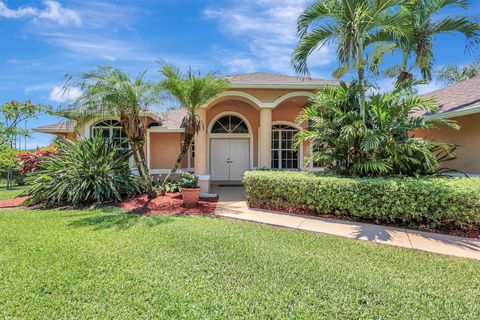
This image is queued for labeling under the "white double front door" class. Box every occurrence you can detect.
[210,138,250,181]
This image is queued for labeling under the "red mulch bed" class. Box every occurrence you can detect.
[119,193,218,215]
[0,197,28,209]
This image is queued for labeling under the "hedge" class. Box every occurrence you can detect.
[243,170,480,229]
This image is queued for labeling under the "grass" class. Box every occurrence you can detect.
[0,208,479,319]
[0,185,27,201]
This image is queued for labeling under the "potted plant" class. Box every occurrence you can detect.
[180,172,201,207]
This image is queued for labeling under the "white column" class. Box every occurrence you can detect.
[259,108,272,168]
[194,108,210,193]
[194,108,207,175]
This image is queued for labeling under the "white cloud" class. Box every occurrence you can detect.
[204,0,334,74]
[0,0,81,26]
[0,1,36,18]
[42,32,154,62]
[49,86,82,103]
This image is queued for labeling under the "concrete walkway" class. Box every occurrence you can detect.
[212,186,480,260]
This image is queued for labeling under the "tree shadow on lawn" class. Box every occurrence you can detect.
[68,207,181,231]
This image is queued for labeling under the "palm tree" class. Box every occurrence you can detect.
[378,0,480,83]
[157,65,229,193]
[64,67,158,198]
[296,81,458,176]
[437,57,480,84]
[292,0,406,119]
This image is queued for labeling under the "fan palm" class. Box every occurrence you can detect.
[437,57,480,84]
[296,81,458,176]
[157,65,229,193]
[64,67,158,198]
[376,0,480,83]
[292,0,406,119]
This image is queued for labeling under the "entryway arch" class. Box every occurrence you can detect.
[207,112,253,181]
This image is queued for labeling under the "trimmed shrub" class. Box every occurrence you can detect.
[25,137,144,207]
[243,170,480,229]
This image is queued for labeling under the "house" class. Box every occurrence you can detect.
[416,76,480,175]
[34,72,340,192]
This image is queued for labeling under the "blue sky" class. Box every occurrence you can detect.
[1,0,479,148]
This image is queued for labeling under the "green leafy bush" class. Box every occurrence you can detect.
[296,81,457,176]
[180,172,199,189]
[244,170,480,229]
[165,179,181,193]
[0,146,24,186]
[25,137,144,207]
[0,146,20,170]
[153,177,181,192]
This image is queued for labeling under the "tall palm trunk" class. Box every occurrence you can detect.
[121,116,155,198]
[397,52,413,84]
[357,39,366,120]
[159,130,194,195]
[128,138,155,198]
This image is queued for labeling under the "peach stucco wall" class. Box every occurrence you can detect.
[272,98,309,127]
[415,113,480,174]
[238,88,315,102]
[206,100,260,166]
[149,132,187,169]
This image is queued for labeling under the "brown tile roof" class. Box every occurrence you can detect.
[422,76,480,116]
[34,121,76,132]
[223,72,339,86]
[159,109,187,128]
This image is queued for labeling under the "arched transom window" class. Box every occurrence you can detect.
[211,115,249,134]
[92,120,127,147]
[271,124,299,169]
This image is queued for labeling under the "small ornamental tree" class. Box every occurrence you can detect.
[0,100,51,145]
[16,147,60,175]
[157,65,229,194]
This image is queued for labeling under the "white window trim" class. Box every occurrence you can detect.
[271,121,304,170]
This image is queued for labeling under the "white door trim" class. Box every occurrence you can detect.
[206,111,254,174]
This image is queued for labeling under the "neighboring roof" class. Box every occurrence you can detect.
[159,109,187,129]
[223,72,340,88]
[33,121,76,133]
[421,76,480,118]
[60,106,161,122]
[36,72,336,132]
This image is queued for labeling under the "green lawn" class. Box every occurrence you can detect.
[0,208,479,319]
[0,185,27,201]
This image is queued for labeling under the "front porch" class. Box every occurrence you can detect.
[190,89,315,192]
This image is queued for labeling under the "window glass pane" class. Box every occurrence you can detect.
[233,122,248,133]
[211,122,228,133]
[271,125,299,169]
[93,121,126,148]
[211,115,249,133]
[95,128,109,139]
[271,150,279,168]
[112,128,122,138]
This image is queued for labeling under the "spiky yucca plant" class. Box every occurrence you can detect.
[24,137,144,207]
